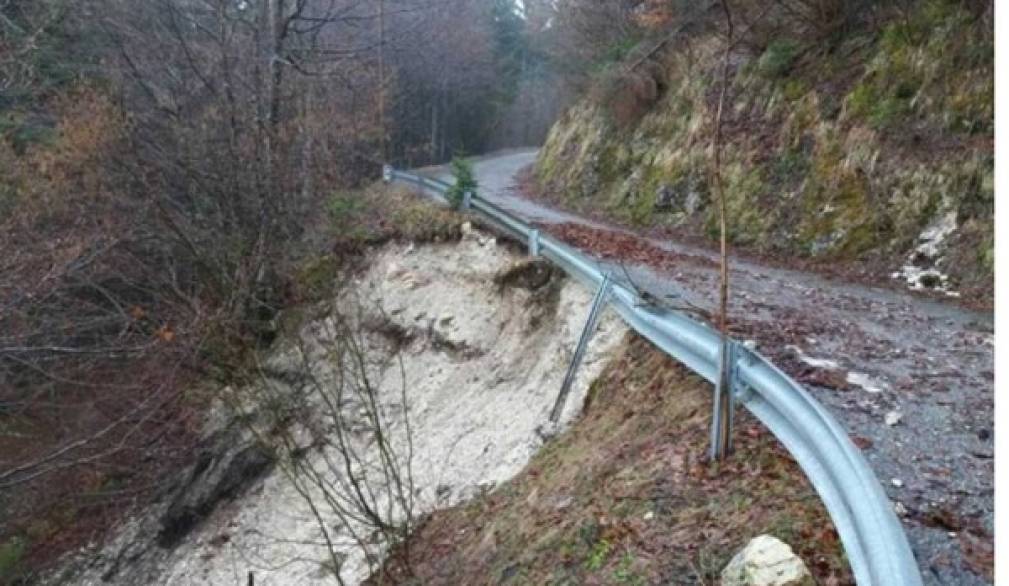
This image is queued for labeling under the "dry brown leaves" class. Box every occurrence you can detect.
[541,222,717,272]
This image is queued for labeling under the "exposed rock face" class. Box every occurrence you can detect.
[721,535,814,586]
[653,178,706,215]
[890,209,960,296]
[654,183,676,210]
[157,427,274,547]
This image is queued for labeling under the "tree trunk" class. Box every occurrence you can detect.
[710,0,734,460]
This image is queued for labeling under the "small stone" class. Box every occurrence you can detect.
[851,435,873,450]
[643,511,655,521]
[721,535,814,586]
[894,501,908,516]
[534,422,559,442]
[684,190,704,215]
[918,273,942,288]
[654,184,677,210]
[891,478,904,488]
[846,371,889,394]
[885,410,902,426]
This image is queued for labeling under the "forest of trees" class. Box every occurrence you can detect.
[3,0,990,580]
[0,0,671,577]
[0,0,564,577]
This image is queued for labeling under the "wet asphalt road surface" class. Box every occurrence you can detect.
[422,149,994,585]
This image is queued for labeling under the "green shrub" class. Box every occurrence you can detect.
[979,237,994,274]
[757,39,802,78]
[0,537,25,582]
[771,148,810,183]
[585,538,612,571]
[781,79,808,101]
[868,96,908,129]
[846,82,875,118]
[847,81,910,130]
[601,37,640,66]
[327,191,372,241]
[294,255,342,301]
[864,0,990,135]
[445,156,477,209]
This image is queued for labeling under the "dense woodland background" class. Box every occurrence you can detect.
[0,0,993,581]
[0,0,584,577]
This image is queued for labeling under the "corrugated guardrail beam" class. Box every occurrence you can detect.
[385,165,922,586]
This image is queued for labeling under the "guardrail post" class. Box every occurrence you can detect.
[382,164,393,183]
[462,190,473,211]
[528,228,540,257]
[549,272,613,423]
[710,340,736,460]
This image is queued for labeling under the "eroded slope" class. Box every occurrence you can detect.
[59,229,626,585]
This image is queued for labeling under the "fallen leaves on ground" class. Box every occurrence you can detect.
[540,222,717,272]
[370,334,852,585]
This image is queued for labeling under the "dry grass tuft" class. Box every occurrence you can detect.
[371,334,852,585]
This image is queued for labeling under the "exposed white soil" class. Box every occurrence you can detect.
[891,210,960,297]
[785,345,841,371]
[786,344,890,395]
[64,229,626,585]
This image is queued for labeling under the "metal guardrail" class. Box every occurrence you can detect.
[384,165,923,586]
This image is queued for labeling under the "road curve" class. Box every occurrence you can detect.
[421,149,994,585]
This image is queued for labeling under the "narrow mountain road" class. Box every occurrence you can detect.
[422,149,994,585]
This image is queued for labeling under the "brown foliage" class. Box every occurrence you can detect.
[1,0,511,573]
[0,1,385,575]
[0,85,209,576]
[541,222,717,272]
[604,67,663,128]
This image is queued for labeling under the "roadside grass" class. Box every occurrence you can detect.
[290,183,465,306]
[327,183,464,251]
[371,333,852,585]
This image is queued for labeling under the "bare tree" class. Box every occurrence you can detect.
[0,0,394,573]
[709,0,734,460]
[223,299,415,584]
[0,0,524,577]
